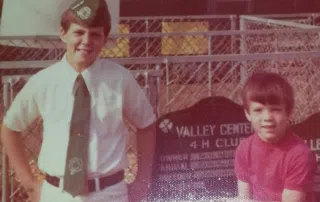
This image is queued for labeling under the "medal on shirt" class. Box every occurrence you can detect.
[68,157,84,175]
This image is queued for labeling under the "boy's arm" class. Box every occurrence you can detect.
[282,189,306,202]
[122,68,157,201]
[235,140,252,200]
[1,76,41,201]
[135,123,156,180]
[282,148,316,202]
[237,180,252,199]
[1,125,41,201]
[128,123,156,202]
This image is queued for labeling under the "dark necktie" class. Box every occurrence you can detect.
[63,74,91,197]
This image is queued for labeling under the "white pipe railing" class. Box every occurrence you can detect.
[1,51,319,69]
[240,15,320,29]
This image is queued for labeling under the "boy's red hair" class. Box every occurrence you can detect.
[60,0,111,36]
[241,72,294,115]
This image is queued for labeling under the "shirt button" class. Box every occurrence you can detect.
[77,133,81,137]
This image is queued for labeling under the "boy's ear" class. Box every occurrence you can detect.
[103,37,109,45]
[60,27,67,43]
[244,109,251,122]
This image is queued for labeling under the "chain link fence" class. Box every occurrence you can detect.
[238,14,320,124]
[239,15,320,54]
[1,14,320,201]
[253,13,320,25]
[0,15,237,61]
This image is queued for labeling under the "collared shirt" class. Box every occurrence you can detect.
[4,55,156,178]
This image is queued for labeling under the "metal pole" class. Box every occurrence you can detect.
[230,15,236,82]
[208,36,212,97]
[155,65,161,117]
[2,82,10,202]
[145,20,149,70]
[312,13,316,26]
[10,176,14,202]
[144,71,150,104]
[1,147,9,202]
[239,17,248,85]
[230,15,236,53]
[165,59,169,114]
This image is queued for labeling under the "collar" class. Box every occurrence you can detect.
[60,54,101,90]
[253,129,294,148]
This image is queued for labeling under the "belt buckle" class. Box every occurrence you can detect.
[94,177,101,192]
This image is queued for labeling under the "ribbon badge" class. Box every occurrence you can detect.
[76,6,92,20]
[68,157,84,175]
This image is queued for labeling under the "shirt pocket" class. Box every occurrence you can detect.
[41,88,74,125]
[92,91,123,137]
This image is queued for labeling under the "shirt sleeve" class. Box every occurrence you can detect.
[3,76,40,132]
[122,69,156,129]
[284,149,317,192]
[234,140,251,183]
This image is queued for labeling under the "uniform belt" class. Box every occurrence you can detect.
[45,170,124,193]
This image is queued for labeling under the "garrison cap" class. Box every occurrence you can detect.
[69,0,107,24]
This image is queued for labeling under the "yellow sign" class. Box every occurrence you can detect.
[162,21,209,55]
[100,23,130,58]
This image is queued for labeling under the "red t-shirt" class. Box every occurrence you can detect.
[235,132,316,201]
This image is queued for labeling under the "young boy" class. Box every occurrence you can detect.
[234,72,316,202]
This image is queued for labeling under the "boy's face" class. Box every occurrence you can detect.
[245,101,290,143]
[60,23,107,69]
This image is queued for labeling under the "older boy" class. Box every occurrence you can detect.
[1,0,156,202]
[234,72,316,202]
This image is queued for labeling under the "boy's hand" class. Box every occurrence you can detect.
[26,182,42,202]
[127,177,150,202]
